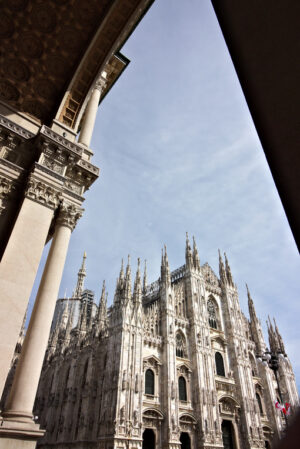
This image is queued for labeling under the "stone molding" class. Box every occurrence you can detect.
[56,202,83,231]
[77,158,100,176]
[40,126,83,158]
[0,114,35,140]
[25,177,61,210]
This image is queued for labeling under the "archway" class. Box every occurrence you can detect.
[142,428,155,449]
[180,432,191,449]
[222,420,235,449]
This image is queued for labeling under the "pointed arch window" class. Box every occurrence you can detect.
[215,352,225,377]
[178,376,187,401]
[207,298,217,329]
[145,369,155,395]
[176,332,187,358]
[256,393,263,414]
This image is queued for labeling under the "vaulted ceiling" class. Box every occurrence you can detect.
[0,0,153,130]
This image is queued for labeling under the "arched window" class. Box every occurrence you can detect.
[207,298,217,329]
[176,332,187,358]
[178,376,187,401]
[256,393,263,414]
[145,369,155,395]
[215,352,225,376]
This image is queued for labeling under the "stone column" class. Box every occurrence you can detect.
[78,73,107,147]
[2,202,82,421]
[0,177,60,396]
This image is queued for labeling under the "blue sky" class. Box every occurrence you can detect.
[29,1,300,387]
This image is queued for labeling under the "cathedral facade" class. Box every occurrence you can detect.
[34,236,299,449]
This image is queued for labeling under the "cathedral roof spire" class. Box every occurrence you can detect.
[267,316,279,353]
[192,235,201,271]
[161,245,170,286]
[273,317,286,355]
[124,255,132,300]
[224,252,234,286]
[78,296,88,335]
[143,260,147,294]
[185,232,193,270]
[246,283,257,320]
[99,280,106,309]
[95,280,108,335]
[218,249,227,285]
[133,258,142,304]
[74,251,87,298]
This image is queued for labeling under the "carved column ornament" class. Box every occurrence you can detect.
[25,178,61,209]
[0,175,16,215]
[56,202,83,231]
[95,72,108,92]
[0,175,15,199]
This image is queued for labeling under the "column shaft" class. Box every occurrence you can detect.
[4,222,72,416]
[78,87,101,147]
[0,198,54,396]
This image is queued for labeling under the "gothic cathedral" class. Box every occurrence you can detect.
[34,235,299,449]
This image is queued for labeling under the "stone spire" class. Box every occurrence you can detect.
[192,236,201,271]
[124,255,132,301]
[267,316,279,353]
[133,258,142,305]
[78,296,88,335]
[98,281,107,318]
[64,300,75,346]
[95,281,107,335]
[247,284,257,320]
[224,252,233,286]
[218,249,227,285]
[247,284,265,354]
[161,245,170,286]
[273,318,286,355]
[74,251,87,298]
[48,312,61,356]
[185,232,193,270]
[119,258,124,289]
[143,260,147,294]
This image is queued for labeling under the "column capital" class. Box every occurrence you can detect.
[25,177,61,210]
[94,73,107,92]
[56,201,83,231]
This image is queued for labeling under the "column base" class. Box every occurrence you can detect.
[0,411,45,449]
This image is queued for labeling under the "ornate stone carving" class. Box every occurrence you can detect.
[41,156,65,175]
[25,178,61,209]
[56,202,83,231]
[0,176,15,200]
[0,115,35,139]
